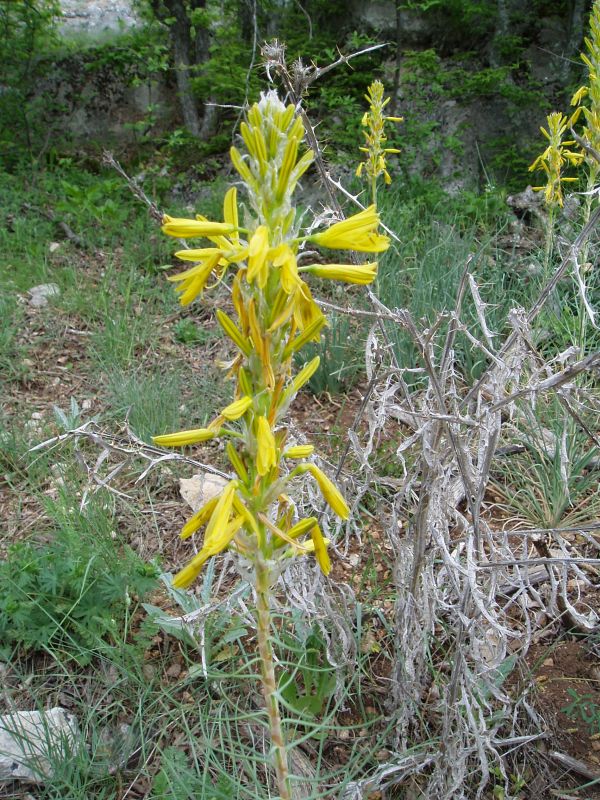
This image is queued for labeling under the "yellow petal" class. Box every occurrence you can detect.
[162,216,235,238]
[310,522,331,575]
[256,416,277,476]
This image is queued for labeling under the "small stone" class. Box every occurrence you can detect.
[592,741,600,752]
[166,661,182,679]
[30,412,44,421]
[542,658,554,667]
[81,399,92,411]
[27,283,60,308]
[48,242,61,253]
[348,553,360,567]
[180,472,228,512]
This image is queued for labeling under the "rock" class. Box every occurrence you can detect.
[179,472,228,512]
[0,707,79,783]
[48,242,61,253]
[27,283,60,308]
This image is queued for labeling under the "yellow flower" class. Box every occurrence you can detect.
[153,427,218,447]
[309,522,331,575]
[256,416,277,476]
[300,463,349,519]
[220,396,253,420]
[162,215,235,239]
[203,480,237,546]
[166,251,222,306]
[173,513,245,588]
[300,262,378,285]
[180,496,219,540]
[283,444,314,458]
[311,205,390,253]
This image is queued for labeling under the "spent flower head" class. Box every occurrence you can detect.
[529,111,582,208]
[356,79,402,189]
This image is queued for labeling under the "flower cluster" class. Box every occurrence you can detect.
[528,111,582,208]
[155,91,390,589]
[356,79,402,188]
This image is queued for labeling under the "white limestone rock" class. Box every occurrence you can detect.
[0,707,79,783]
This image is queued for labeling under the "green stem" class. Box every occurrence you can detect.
[255,556,291,800]
[543,205,555,279]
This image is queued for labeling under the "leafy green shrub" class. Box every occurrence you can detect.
[0,504,157,662]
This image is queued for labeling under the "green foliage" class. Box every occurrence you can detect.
[0,501,158,663]
[0,0,62,166]
[562,687,600,735]
[151,747,236,799]
[298,313,364,395]
[278,623,336,720]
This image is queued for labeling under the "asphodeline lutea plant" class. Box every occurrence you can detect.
[356,79,403,204]
[529,111,582,209]
[154,91,389,800]
[529,111,582,273]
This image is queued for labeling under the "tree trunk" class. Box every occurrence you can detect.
[150,0,201,136]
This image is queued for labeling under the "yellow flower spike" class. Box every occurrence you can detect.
[203,480,237,546]
[230,145,255,187]
[247,226,270,286]
[220,396,253,420]
[311,205,390,253]
[357,79,403,197]
[301,463,349,519]
[309,522,331,576]
[153,427,218,447]
[529,111,582,208]
[180,496,219,540]
[162,216,235,239]
[256,416,277,476]
[283,444,314,459]
[300,262,378,285]
[216,309,253,356]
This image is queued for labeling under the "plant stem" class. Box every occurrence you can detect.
[543,205,555,279]
[255,556,291,800]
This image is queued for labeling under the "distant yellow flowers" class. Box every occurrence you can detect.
[529,112,583,207]
[356,79,402,189]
